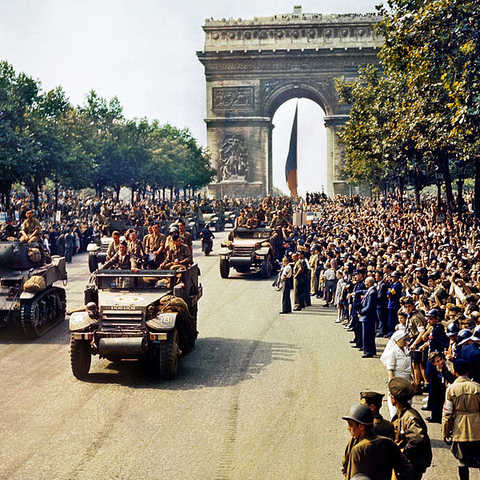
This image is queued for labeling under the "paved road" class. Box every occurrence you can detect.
[0,232,459,479]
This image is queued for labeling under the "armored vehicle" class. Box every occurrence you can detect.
[87,236,111,273]
[200,206,225,232]
[0,241,67,338]
[69,264,202,380]
[218,228,274,279]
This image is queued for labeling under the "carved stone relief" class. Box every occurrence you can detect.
[213,87,255,110]
[219,135,248,181]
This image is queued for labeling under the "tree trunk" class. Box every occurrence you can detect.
[33,184,39,209]
[441,155,455,212]
[475,156,480,219]
[414,184,421,207]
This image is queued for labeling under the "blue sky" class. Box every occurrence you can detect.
[0,0,381,195]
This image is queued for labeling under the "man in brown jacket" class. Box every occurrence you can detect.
[389,377,432,479]
[442,359,480,480]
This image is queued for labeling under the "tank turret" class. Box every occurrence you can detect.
[0,241,67,338]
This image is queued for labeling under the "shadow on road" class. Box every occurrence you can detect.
[0,321,70,345]
[79,336,299,389]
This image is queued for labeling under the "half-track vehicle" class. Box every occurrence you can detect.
[218,228,274,279]
[86,236,111,273]
[0,241,67,338]
[199,205,225,232]
[69,264,202,380]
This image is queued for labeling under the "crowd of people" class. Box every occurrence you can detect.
[267,193,480,480]
[3,188,480,479]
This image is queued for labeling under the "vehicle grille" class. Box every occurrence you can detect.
[101,310,143,327]
[232,246,254,257]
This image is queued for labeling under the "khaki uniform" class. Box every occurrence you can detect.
[21,218,41,243]
[342,433,414,479]
[102,252,138,270]
[162,243,192,270]
[107,240,120,259]
[442,376,480,442]
[143,233,166,253]
[179,230,193,252]
[392,406,432,477]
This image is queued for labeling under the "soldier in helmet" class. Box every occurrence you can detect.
[341,403,414,479]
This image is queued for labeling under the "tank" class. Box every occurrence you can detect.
[0,241,67,338]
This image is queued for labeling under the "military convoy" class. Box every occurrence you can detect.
[218,228,275,279]
[0,240,67,338]
[69,264,202,380]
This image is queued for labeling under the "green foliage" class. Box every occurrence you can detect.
[337,0,480,201]
[0,62,214,203]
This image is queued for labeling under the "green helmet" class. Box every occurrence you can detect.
[342,404,374,425]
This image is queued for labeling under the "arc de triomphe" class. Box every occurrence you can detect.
[197,11,383,197]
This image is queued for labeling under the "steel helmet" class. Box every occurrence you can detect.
[426,309,440,319]
[446,323,460,337]
[413,287,424,295]
[471,325,480,342]
[342,404,374,426]
[457,329,473,346]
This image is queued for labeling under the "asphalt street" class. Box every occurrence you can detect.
[0,231,461,479]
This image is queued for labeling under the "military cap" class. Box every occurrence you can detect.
[388,377,414,401]
[360,391,384,404]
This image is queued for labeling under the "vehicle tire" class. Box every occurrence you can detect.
[70,335,91,380]
[158,328,180,379]
[219,259,230,278]
[88,254,99,273]
[261,255,273,279]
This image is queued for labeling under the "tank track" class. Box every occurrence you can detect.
[20,286,66,338]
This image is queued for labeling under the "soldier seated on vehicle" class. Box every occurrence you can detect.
[106,231,121,261]
[160,234,192,271]
[101,241,139,273]
[19,210,41,243]
[245,214,259,229]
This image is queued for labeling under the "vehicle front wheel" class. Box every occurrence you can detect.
[158,328,180,380]
[219,259,230,278]
[70,335,91,380]
[261,255,273,279]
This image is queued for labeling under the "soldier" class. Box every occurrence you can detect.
[160,234,192,271]
[359,391,395,440]
[19,210,41,243]
[292,252,308,311]
[177,219,193,255]
[389,377,432,479]
[341,403,414,480]
[101,241,139,272]
[143,223,166,268]
[106,231,121,261]
[127,229,146,266]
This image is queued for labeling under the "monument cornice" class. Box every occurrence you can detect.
[198,49,381,77]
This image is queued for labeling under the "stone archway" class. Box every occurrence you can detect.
[197,10,383,197]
